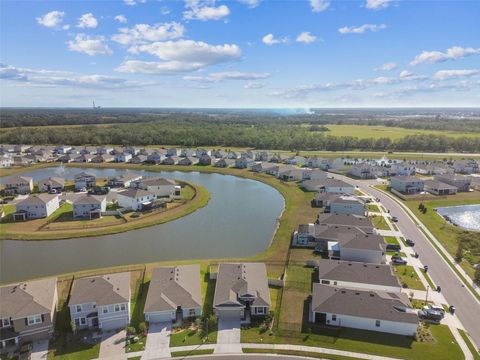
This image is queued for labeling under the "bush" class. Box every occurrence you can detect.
[126,326,137,335]
[138,322,147,334]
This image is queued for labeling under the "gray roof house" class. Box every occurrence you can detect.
[316,213,374,230]
[69,272,130,331]
[0,278,57,346]
[14,194,60,220]
[434,174,471,192]
[4,176,33,195]
[38,177,65,193]
[74,172,96,190]
[424,180,458,195]
[390,176,424,194]
[72,194,107,219]
[310,284,418,337]
[213,263,271,322]
[334,233,386,264]
[144,265,202,323]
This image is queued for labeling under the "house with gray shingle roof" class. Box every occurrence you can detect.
[38,177,65,193]
[68,272,130,331]
[72,194,107,219]
[310,284,418,337]
[4,176,33,195]
[0,277,57,346]
[213,263,270,322]
[14,194,60,220]
[144,265,202,323]
[116,188,156,211]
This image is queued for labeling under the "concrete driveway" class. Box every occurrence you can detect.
[99,329,127,360]
[215,316,241,354]
[142,322,171,360]
[30,339,49,360]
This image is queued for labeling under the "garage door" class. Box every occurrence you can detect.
[216,309,242,320]
[101,318,128,331]
[146,312,172,323]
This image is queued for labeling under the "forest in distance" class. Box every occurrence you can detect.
[1,108,479,152]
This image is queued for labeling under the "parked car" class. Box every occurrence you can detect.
[386,244,401,251]
[391,216,399,222]
[418,309,443,322]
[425,304,445,315]
[392,258,407,265]
[449,305,456,315]
[406,239,415,246]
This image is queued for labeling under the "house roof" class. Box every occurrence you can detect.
[316,260,400,288]
[313,192,343,202]
[313,224,369,240]
[17,193,58,206]
[424,180,457,191]
[322,179,353,188]
[5,175,33,185]
[39,177,65,187]
[144,265,202,313]
[214,263,271,308]
[117,173,143,182]
[317,213,373,229]
[338,233,386,252]
[69,272,130,306]
[311,284,418,324]
[331,195,365,205]
[141,177,176,186]
[74,171,95,180]
[73,194,106,205]
[0,278,57,320]
[391,176,423,182]
[117,188,153,199]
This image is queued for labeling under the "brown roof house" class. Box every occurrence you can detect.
[213,263,271,323]
[310,284,418,337]
[144,265,202,323]
[68,272,130,331]
[0,278,57,347]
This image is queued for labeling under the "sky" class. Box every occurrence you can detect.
[0,0,479,108]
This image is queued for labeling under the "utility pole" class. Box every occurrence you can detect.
[425,285,429,305]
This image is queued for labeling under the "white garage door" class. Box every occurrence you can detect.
[146,312,172,323]
[216,309,241,320]
[101,318,128,331]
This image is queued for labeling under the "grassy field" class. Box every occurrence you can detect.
[171,349,215,357]
[393,265,426,291]
[458,329,480,360]
[371,215,390,230]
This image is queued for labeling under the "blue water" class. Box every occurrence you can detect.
[436,204,480,231]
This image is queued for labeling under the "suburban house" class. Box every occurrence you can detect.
[329,195,366,216]
[198,154,212,165]
[72,194,107,219]
[453,159,479,174]
[391,162,416,176]
[14,194,60,220]
[278,168,306,182]
[114,152,132,163]
[108,173,143,188]
[212,149,226,159]
[195,149,211,157]
[301,179,328,192]
[68,272,130,331]
[311,192,342,208]
[57,154,74,163]
[167,148,181,157]
[434,174,471,192]
[333,233,386,264]
[178,157,198,166]
[4,176,34,195]
[38,177,65,193]
[310,284,418,336]
[180,149,195,158]
[320,179,355,194]
[213,263,271,322]
[251,162,277,173]
[424,180,458,195]
[0,278,58,347]
[307,157,344,170]
[162,156,181,165]
[144,265,202,323]
[130,154,148,164]
[91,154,114,163]
[285,156,306,166]
[315,260,402,293]
[133,177,179,199]
[235,157,255,169]
[116,188,156,211]
[469,176,480,191]
[73,154,95,163]
[316,213,374,231]
[390,176,424,194]
[304,169,328,181]
[348,165,378,179]
[294,223,368,248]
[415,164,453,176]
[146,152,166,164]
[214,158,235,168]
[74,172,96,191]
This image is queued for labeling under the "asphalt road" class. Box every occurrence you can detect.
[169,356,316,360]
[333,174,480,349]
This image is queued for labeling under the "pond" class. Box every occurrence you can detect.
[0,167,284,284]
[436,204,480,231]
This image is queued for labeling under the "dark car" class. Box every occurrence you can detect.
[386,244,401,251]
[418,310,443,322]
[406,239,415,246]
[391,216,399,222]
[392,258,407,265]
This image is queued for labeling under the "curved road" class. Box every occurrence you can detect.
[333,174,480,349]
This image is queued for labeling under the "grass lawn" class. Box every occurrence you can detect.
[367,204,380,212]
[458,329,480,360]
[393,265,426,291]
[403,193,480,279]
[47,335,100,360]
[387,250,407,257]
[171,349,214,357]
[370,215,390,230]
[170,323,218,347]
[243,348,362,360]
[385,236,400,245]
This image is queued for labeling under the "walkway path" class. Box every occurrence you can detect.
[141,322,171,360]
[99,330,127,360]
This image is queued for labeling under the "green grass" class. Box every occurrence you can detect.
[47,332,100,360]
[393,265,426,291]
[243,348,355,360]
[458,329,480,360]
[367,204,380,212]
[423,272,436,289]
[170,321,218,347]
[370,215,390,230]
[171,349,215,357]
[385,236,400,245]
[387,250,407,257]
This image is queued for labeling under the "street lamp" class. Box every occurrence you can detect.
[425,285,429,305]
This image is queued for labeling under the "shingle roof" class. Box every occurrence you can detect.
[17,193,58,206]
[339,233,386,251]
[73,194,106,205]
[312,284,418,324]
[0,278,57,319]
[117,188,153,199]
[317,213,373,229]
[144,265,202,313]
[39,177,65,187]
[141,177,176,186]
[424,180,457,190]
[5,175,33,185]
[214,263,270,308]
[69,272,130,306]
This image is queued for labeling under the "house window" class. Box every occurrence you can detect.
[189,309,196,317]
[80,318,87,325]
[120,304,126,311]
[103,307,108,314]
[375,320,381,327]
[76,305,82,313]
[1,318,10,327]
[321,280,330,285]
[332,315,337,321]
[28,315,42,325]
[115,304,120,312]
[256,307,265,315]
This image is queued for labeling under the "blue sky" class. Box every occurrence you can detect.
[1,0,479,107]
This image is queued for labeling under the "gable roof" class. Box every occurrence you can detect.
[5,175,33,185]
[69,272,130,306]
[39,177,65,187]
[17,193,58,206]
[214,263,270,308]
[141,177,176,186]
[74,172,95,180]
[117,188,153,199]
[0,278,57,319]
[73,194,106,205]
[312,284,418,324]
[144,265,202,313]
[317,213,373,229]
[339,233,386,252]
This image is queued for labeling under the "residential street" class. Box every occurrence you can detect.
[334,173,480,349]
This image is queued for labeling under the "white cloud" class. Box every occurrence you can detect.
[161,6,171,15]
[376,62,397,71]
[296,32,317,44]
[310,0,330,12]
[244,82,265,89]
[262,33,288,45]
[399,70,414,78]
[184,71,270,82]
[115,15,128,24]
[77,13,98,28]
[0,63,146,89]
[112,22,185,45]
[184,0,230,21]
[238,0,261,8]
[37,11,65,28]
[339,23,386,34]
[124,0,146,5]
[410,46,480,66]
[117,39,241,74]
[67,34,112,56]
[63,24,70,30]
[434,69,479,80]
[365,0,392,10]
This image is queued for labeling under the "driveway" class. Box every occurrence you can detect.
[99,329,127,360]
[142,322,171,360]
[215,316,241,354]
[30,339,48,360]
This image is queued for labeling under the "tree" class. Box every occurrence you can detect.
[455,242,464,261]
[475,266,480,285]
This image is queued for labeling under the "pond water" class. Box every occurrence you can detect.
[0,167,284,284]
[436,204,480,231]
